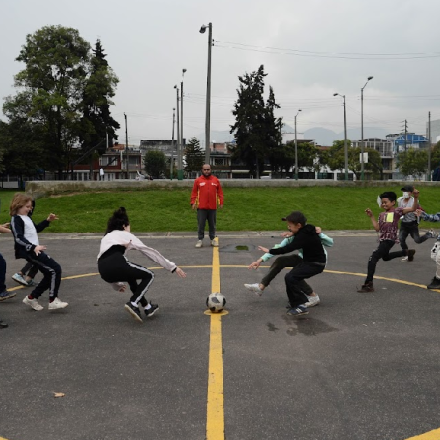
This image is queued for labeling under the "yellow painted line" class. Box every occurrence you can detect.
[206,239,225,440]
[404,427,440,439]
[0,437,10,440]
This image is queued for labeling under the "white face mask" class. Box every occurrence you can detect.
[402,192,410,199]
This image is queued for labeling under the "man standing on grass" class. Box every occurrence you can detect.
[190,164,224,248]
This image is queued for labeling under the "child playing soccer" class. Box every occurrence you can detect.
[12,199,38,287]
[97,207,187,322]
[244,226,333,308]
[258,211,326,316]
[357,190,419,293]
[10,194,67,311]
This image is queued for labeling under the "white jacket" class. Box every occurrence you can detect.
[97,230,177,272]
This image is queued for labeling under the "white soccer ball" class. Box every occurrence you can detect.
[206,292,226,313]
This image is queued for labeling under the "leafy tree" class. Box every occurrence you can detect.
[1,26,119,178]
[397,148,428,179]
[430,141,440,173]
[325,140,383,179]
[184,137,204,175]
[230,65,282,178]
[144,150,166,179]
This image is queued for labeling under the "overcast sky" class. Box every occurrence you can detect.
[2,0,440,146]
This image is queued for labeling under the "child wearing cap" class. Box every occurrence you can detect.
[257,211,326,316]
[358,190,420,293]
[398,185,436,262]
[244,226,333,308]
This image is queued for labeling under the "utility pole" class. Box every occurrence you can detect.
[124,113,129,179]
[294,110,302,180]
[179,69,186,180]
[171,108,175,180]
[200,23,213,165]
[403,119,408,152]
[428,111,432,181]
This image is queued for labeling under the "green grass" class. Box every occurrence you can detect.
[1,186,439,233]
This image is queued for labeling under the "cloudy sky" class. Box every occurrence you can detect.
[1,0,440,146]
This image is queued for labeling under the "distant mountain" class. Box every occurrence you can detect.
[304,127,390,146]
[197,126,390,147]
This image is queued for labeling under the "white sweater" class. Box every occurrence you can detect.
[97,230,177,272]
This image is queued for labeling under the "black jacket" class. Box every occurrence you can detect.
[10,215,50,259]
[269,224,326,264]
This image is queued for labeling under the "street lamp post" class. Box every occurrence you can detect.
[361,76,373,181]
[200,23,212,165]
[179,68,186,180]
[294,110,302,180]
[333,93,348,181]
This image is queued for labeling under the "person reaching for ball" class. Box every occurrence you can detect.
[97,207,186,322]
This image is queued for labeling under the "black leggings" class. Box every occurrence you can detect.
[98,252,154,307]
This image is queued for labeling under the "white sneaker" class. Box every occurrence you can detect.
[401,256,409,261]
[48,297,68,310]
[427,229,438,239]
[304,294,320,307]
[23,296,43,311]
[211,239,219,247]
[244,283,263,296]
[195,240,203,248]
[12,273,29,286]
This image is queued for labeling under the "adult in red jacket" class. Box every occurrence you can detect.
[190,164,224,248]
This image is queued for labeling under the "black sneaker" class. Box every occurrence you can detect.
[144,303,159,318]
[0,319,8,329]
[124,302,143,322]
[357,281,374,293]
[427,277,440,290]
[407,249,416,262]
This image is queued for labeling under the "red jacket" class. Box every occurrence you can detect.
[190,175,224,210]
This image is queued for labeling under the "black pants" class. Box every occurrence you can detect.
[197,209,217,240]
[399,222,429,251]
[261,254,313,296]
[26,252,62,299]
[0,252,6,292]
[98,253,154,307]
[20,261,39,279]
[285,261,325,308]
[366,240,404,283]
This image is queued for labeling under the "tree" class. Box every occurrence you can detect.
[1,26,119,178]
[79,39,120,156]
[184,137,204,176]
[397,148,428,179]
[144,151,166,179]
[325,140,383,179]
[230,65,282,178]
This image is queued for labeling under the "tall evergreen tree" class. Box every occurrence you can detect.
[184,137,204,176]
[230,65,269,178]
[80,39,120,155]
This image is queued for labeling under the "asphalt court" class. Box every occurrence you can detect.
[1,231,440,440]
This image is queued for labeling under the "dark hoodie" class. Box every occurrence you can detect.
[268,224,326,264]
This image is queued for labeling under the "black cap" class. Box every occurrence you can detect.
[401,185,414,192]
